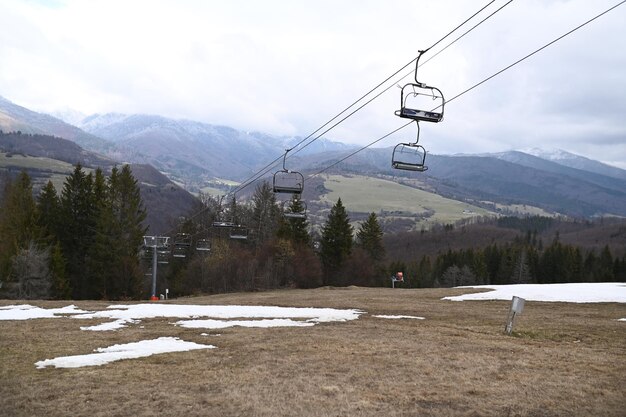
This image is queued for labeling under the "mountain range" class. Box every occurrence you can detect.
[1,94,625,228]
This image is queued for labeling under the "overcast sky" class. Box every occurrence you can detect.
[1,0,625,168]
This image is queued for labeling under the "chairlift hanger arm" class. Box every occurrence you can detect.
[413,50,428,84]
[282,148,292,172]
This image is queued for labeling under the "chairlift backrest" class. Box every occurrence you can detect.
[196,238,211,251]
[143,236,156,247]
[395,83,444,123]
[229,226,249,240]
[391,143,428,172]
[283,199,307,219]
[156,236,170,249]
[174,233,192,247]
[395,50,445,123]
[212,220,235,228]
[273,148,304,194]
[172,246,188,258]
[273,170,304,194]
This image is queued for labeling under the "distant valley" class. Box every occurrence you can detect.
[1,94,625,235]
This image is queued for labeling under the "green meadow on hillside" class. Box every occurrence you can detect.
[317,174,494,229]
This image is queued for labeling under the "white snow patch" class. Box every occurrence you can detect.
[70,304,362,330]
[176,318,316,329]
[35,337,214,369]
[442,283,626,303]
[1,303,362,331]
[80,318,139,331]
[619,318,626,322]
[0,304,92,320]
[373,315,425,320]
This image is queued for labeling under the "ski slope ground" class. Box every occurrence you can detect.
[1,284,624,416]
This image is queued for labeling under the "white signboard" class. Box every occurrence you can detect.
[504,296,526,335]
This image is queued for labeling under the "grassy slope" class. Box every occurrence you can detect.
[0,152,75,173]
[1,288,624,417]
[318,174,494,228]
[0,152,91,191]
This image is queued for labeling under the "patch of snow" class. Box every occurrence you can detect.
[373,315,425,320]
[80,318,139,331]
[176,318,316,329]
[35,337,214,369]
[0,304,92,320]
[71,304,362,329]
[442,283,626,303]
[619,318,626,322]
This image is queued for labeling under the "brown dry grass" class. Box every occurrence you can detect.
[1,287,625,417]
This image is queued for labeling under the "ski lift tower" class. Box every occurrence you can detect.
[143,236,170,301]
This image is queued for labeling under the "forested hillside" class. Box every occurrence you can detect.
[0,166,146,300]
[2,160,623,301]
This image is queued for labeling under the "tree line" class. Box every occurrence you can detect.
[0,165,146,300]
[2,164,622,300]
[160,183,387,296]
[388,233,626,288]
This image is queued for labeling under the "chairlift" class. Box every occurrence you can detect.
[229,225,249,240]
[212,209,235,227]
[172,233,192,258]
[282,199,307,219]
[156,236,171,263]
[273,149,304,194]
[391,122,428,172]
[196,238,211,252]
[143,236,157,247]
[157,250,170,264]
[156,236,170,249]
[395,50,445,123]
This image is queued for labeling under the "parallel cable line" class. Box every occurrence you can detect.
[306,0,625,179]
[164,1,523,235]
[228,0,506,197]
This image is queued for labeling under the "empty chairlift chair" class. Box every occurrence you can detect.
[391,122,428,172]
[156,236,170,264]
[283,199,307,219]
[196,238,211,252]
[229,225,249,240]
[273,149,304,194]
[172,233,192,258]
[212,208,235,228]
[395,51,445,123]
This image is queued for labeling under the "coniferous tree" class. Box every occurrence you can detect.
[0,171,42,284]
[356,212,385,262]
[37,180,61,241]
[510,249,531,284]
[596,245,614,282]
[319,198,353,285]
[91,165,147,299]
[276,195,311,246]
[417,255,434,288]
[59,164,97,298]
[250,181,280,247]
[49,241,70,299]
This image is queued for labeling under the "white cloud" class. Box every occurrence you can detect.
[0,0,624,166]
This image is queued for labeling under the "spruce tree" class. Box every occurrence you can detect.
[90,165,147,299]
[319,198,353,284]
[37,180,61,242]
[59,164,96,299]
[356,212,385,262]
[49,242,70,299]
[250,181,280,247]
[277,195,311,246]
[0,171,42,283]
